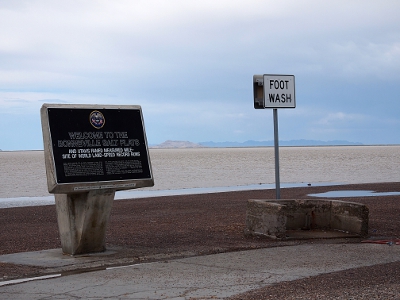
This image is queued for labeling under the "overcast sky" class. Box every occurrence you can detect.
[1,0,399,150]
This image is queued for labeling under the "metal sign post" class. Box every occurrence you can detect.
[273,108,281,199]
[253,74,295,199]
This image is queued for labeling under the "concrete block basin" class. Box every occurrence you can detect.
[245,199,369,239]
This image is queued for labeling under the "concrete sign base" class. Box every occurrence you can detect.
[55,189,115,255]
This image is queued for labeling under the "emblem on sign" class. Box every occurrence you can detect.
[89,110,105,129]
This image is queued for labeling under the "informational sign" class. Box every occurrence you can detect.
[41,104,154,194]
[263,74,295,108]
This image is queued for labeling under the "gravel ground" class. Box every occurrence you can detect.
[228,261,400,299]
[1,182,400,299]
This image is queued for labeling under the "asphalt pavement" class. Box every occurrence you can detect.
[1,242,400,299]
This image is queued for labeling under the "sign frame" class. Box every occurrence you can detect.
[263,74,296,109]
[41,103,154,194]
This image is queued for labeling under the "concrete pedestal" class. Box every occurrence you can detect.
[55,189,115,255]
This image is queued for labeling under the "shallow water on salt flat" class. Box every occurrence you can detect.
[0,146,399,200]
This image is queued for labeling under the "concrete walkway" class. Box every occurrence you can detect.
[1,243,400,299]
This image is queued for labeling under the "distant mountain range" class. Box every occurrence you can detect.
[151,140,205,148]
[150,139,363,148]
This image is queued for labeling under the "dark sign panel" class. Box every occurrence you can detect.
[41,104,154,193]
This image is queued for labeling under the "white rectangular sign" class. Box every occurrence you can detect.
[263,74,295,108]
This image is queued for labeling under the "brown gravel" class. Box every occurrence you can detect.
[1,182,400,298]
[228,261,400,300]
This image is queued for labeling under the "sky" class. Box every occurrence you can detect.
[1,0,400,150]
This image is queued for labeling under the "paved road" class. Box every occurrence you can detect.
[1,243,400,299]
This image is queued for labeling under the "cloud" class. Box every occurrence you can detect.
[1,1,400,149]
[316,112,367,126]
[3,1,399,80]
